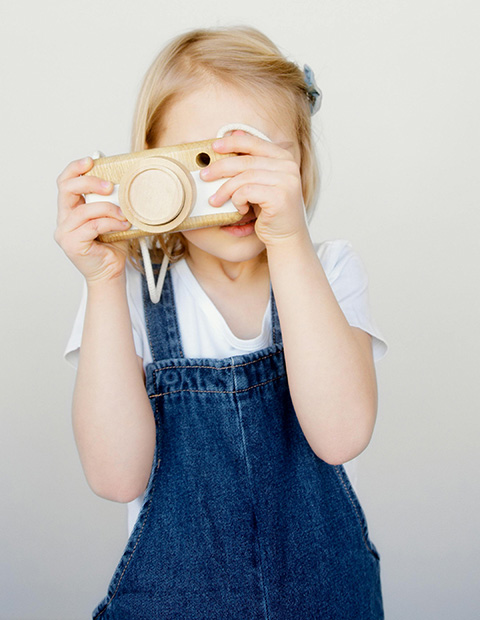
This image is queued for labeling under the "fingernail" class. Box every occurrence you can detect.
[81,157,92,166]
[212,140,222,149]
[200,168,210,179]
[209,193,217,205]
[101,180,112,189]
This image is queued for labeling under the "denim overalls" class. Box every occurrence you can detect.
[92,271,383,619]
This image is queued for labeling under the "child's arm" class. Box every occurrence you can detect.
[206,133,378,465]
[56,158,155,501]
[73,277,156,502]
[266,237,377,465]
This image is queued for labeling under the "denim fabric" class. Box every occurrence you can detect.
[92,271,383,619]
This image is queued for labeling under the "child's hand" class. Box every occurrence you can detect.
[55,157,131,284]
[200,131,308,247]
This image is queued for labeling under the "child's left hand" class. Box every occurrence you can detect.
[200,131,308,247]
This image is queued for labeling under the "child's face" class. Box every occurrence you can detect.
[154,81,300,265]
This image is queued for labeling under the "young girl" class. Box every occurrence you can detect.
[57,26,387,619]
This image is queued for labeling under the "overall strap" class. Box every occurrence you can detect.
[143,267,283,361]
[142,269,184,362]
[270,286,283,348]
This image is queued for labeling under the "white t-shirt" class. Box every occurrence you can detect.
[65,239,388,535]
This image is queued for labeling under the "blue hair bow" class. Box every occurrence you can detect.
[303,64,322,115]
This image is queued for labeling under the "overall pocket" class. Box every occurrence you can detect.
[333,464,381,561]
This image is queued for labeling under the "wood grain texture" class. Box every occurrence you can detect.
[97,211,242,243]
[85,139,233,183]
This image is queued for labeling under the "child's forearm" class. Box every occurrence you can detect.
[73,275,155,502]
[266,232,378,465]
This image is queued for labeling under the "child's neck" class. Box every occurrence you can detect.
[185,245,268,285]
[184,245,270,340]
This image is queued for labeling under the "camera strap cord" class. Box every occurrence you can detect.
[140,124,271,303]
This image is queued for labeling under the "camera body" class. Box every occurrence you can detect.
[84,139,241,243]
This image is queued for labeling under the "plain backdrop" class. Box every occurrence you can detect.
[1,1,479,618]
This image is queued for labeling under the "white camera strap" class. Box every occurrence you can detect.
[140,237,170,305]
[216,124,270,142]
[141,123,271,304]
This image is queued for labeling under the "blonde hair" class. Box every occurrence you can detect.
[127,26,320,265]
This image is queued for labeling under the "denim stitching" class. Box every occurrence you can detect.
[333,465,379,560]
[143,270,185,362]
[144,298,157,364]
[148,375,285,399]
[232,361,271,620]
[152,351,279,375]
[271,298,276,345]
[165,272,185,359]
[93,457,162,618]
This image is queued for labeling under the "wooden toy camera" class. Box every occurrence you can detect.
[84,139,241,243]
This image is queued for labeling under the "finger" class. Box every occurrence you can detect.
[77,216,131,240]
[62,202,128,233]
[56,157,94,186]
[56,215,131,251]
[201,153,290,182]
[230,184,277,214]
[209,169,285,207]
[58,175,114,212]
[212,133,294,161]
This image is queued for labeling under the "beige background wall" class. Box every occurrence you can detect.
[1,1,478,618]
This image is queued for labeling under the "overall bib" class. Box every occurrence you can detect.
[93,271,383,619]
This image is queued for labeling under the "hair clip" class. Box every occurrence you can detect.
[303,64,322,116]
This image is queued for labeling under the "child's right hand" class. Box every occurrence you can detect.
[55,157,131,284]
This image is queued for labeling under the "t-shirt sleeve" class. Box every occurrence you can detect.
[317,240,388,363]
[64,265,148,369]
